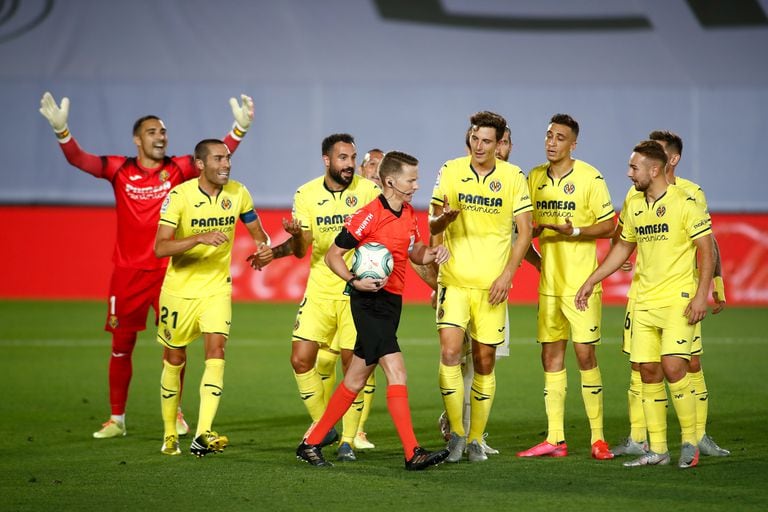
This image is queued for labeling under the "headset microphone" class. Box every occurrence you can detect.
[388,180,409,195]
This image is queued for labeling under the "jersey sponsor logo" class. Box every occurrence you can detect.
[194,201,206,208]
[675,339,687,344]
[589,387,603,395]
[159,170,170,182]
[602,201,613,209]
[693,219,709,229]
[537,183,547,190]
[353,212,375,238]
[221,198,232,210]
[635,223,669,235]
[656,205,666,217]
[458,193,503,207]
[489,179,502,193]
[590,325,598,332]
[461,177,473,182]
[191,215,236,228]
[126,180,172,201]
[316,213,351,233]
[345,195,358,208]
[317,199,329,206]
[563,182,575,194]
[128,174,143,181]
[160,195,171,214]
[535,199,576,211]
[634,210,643,216]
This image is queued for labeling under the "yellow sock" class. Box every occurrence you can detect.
[544,369,567,444]
[294,368,327,422]
[642,381,668,454]
[439,362,465,437]
[161,360,184,438]
[357,373,376,434]
[468,371,496,444]
[689,369,708,441]
[580,367,604,444]
[628,369,647,442]
[341,391,364,444]
[196,358,225,436]
[669,374,698,446]
[316,349,338,406]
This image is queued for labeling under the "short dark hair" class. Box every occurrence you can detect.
[132,115,161,136]
[550,113,579,138]
[649,130,683,156]
[633,140,668,168]
[321,133,355,155]
[194,138,225,161]
[469,111,507,141]
[378,151,418,185]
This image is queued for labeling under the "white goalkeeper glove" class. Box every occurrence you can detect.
[39,92,70,135]
[229,94,254,135]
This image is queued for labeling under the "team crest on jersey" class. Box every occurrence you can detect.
[164,328,172,341]
[108,315,119,329]
[346,195,358,208]
[437,308,445,320]
[221,198,232,210]
[159,170,170,183]
[294,319,300,331]
[489,180,502,193]
[563,182,575,195]
[656,205,666,217]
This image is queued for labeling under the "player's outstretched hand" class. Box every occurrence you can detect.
[540,217,576,236]
[39,92,70,133]
[247,242,273,270]
[441,195,460,225]
[426,245,450,265]
[282,217,303,237]
[229,94,254,131]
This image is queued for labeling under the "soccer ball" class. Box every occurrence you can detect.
[351,242,394,280]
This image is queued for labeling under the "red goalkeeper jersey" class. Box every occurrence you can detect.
[59,134,241,270]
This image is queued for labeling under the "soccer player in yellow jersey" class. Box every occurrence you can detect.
[430,111,533,463]
[576,140,714,469]
[518,114,616,460]
[154,139,273,456]
[271,134,380,462]
[611,130,729,458]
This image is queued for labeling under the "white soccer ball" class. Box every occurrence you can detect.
[351,242,394,280]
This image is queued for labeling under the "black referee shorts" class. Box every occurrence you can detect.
[350,288,402,365]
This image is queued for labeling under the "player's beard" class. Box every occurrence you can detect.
[329,166,354,187]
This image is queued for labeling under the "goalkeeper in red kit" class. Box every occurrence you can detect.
[39,91,255,439]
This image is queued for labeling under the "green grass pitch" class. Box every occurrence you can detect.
[1,301,766,511]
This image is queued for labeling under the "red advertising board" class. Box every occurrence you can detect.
[1,206,766,305]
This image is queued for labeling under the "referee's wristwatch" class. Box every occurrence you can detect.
[344,276,360,296]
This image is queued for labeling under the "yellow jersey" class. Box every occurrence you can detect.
[431,156,532,289]
[159,179,256,298]
[293,174,380,300]
[621,178,709,300]
[528,159,615,296]
[620,184,712,308]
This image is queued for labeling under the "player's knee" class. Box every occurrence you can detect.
[291,354,314,374]
[111,331,137,355]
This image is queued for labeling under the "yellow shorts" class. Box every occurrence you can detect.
[691,321,703,356]
[292,294,356,351]
[537,293,602,344]
[436,284,506,346]
[629,299,695,363]
[156,291,231,349]
[621,298,635,355]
